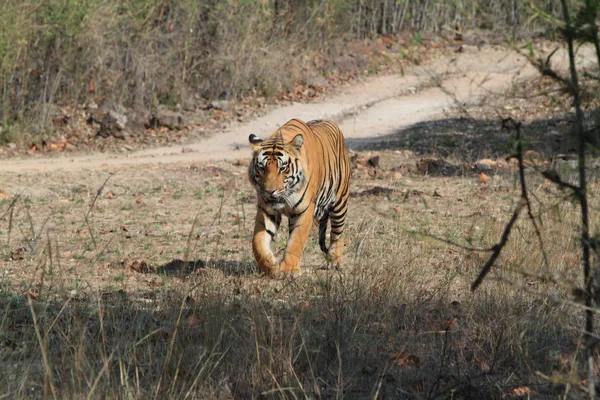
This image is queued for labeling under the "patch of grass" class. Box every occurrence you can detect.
[0,154,596,398]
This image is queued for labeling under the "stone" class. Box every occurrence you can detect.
[151,107,187,129]
[474,159,496,171]
[333,54,359,75]
[210,100,229,111]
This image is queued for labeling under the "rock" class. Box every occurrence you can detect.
[416,158,457,176]
[523,150,541,166]
[474,159,496,171]
[233,158,249,167]
[310,76,329,88]
[126,110,151,132]
[88,107,128,139]
[333,54,359,75]
[182,97,197,111]
[351,152,381,169]
[210,100,229,111]
[367,155,380,169]
[149,107,187,129]
[100,110,127,138]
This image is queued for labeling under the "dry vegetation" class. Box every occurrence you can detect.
[3,0,600,399]
[0,121,597,399]
[0,0,571,145]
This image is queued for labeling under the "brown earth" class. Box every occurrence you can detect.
[0,43,594,174]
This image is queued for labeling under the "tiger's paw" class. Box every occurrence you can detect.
[277,261,302,279]
[257,259,279,277]
[326,262,341,271]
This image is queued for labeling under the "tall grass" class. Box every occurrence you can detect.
[0,0,575,139]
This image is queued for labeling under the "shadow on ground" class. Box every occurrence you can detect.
[156,258,257,276]
[347,114,580,161]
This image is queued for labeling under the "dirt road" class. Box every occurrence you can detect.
[0,45,591,173]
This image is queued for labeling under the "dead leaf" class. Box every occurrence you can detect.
[153,328,170,341]
[0,190,9,199]
[11,247,28,260]
[106,192,115,199]
[120,225,128,232]
[444,316,460,331]
[478,172,489,184]
[433,190,442,197]
[135,197,144,204]
[129,259,151,273]
[390,352,420,367]
[410,380,424,392]
[512,386,533,396]
[23,291,38,300]
[187,314,201,326]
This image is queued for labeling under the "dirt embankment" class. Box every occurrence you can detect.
[0,44,593,174]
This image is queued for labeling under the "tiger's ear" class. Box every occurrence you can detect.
[290,134,304,151]
[249,134,263,149]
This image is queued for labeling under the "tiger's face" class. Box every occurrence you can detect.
[248,133,305,208]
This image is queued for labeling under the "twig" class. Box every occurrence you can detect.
[559,0,596,397]
[471,197,525,291]
[84,173,115,249]
[400,227,496,253]
[28,295,58,400]
[472,118,550,291]
[507,119,550,270]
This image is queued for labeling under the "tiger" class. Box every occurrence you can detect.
[248,118,351,277]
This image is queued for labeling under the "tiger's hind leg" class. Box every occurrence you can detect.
[317,211,345,270]
[327,197,348,269]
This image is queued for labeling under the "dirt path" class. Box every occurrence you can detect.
[0,45,592,173]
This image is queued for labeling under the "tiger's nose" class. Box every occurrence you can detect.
[266,189,277,195]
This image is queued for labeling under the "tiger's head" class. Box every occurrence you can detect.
[248,133,306,207]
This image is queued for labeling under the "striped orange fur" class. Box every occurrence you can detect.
[248,119,350,276]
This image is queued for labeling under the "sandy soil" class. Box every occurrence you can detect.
[0,44,593,174]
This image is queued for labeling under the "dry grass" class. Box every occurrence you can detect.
[0,0,574,140]
[0,150,595,398]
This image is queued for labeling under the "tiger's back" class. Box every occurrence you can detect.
[248,118,350,276]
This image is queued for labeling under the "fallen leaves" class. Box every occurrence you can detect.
[389,352,420,367]
[129,259,151,273]
[186,314,201,326]
[410,380,424,392]
[10,247,28,260]
[478,172,490,184]
[510,386,533,397]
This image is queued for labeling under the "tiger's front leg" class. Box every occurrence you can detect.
[279,203,315,276]
[252,207,281,276]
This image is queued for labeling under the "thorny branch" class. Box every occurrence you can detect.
[472,119,547,291]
